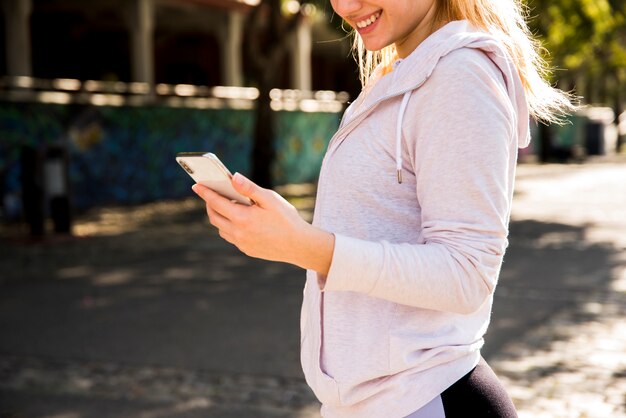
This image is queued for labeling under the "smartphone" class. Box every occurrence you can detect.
[176,152,253,205]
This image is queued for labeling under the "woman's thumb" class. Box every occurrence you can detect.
[232,172,265,205]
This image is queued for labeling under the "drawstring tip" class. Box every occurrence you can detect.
[397,170,403,184]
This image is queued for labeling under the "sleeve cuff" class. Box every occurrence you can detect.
[320,233,383,294]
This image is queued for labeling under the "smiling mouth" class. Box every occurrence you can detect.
[355,11,382,29]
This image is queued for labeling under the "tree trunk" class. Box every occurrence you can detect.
[244,0,303,188]
[251,80,275,188]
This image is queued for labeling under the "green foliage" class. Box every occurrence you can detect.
[525,0,626,103]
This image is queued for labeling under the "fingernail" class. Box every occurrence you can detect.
[191,184,199,193]
[233,172,245,186]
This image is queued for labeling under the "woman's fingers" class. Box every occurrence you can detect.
[205,203,230,230]
[205,203,245,249]
[192,183,225,206]
[193,184,254,246]
[192,184,245,220]
[191,181,306,263]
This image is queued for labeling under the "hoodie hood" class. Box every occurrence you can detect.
[399,20,530,146]
[344,19,531,170]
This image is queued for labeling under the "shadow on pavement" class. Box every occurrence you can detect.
[485,219,622,372]
[0,199,623,417]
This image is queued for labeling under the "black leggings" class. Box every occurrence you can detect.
[440,357,518,417]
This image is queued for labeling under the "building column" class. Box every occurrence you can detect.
[2,0,33,77]
[291,19,312,91]
[222,11,243,87]
[129,0,154,88]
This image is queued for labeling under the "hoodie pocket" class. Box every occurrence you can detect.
[300,275,341,406]
[300,314,341,406]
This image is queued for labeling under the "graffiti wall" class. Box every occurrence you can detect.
[0,102,341,213]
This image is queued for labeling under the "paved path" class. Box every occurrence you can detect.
[1,158,625,417]
[489,160,626,418]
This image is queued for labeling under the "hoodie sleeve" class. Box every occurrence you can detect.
[321,48,516,315]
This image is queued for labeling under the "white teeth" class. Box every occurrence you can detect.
[356,12,380,29]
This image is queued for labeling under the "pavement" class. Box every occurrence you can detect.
[1,156,625,418]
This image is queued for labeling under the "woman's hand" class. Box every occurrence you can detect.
[191,173,335,275]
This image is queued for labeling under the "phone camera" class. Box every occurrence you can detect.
[179,161,194,174]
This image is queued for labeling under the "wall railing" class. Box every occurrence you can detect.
[0,76,349,112]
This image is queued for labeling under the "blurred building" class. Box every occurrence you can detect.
[0,0,359,223]
[0,0,359,95]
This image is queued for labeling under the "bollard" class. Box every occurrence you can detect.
[44,144,72,234]
[20,146,45,237]
[582,107,617,156]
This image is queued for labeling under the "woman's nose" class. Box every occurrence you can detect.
[331,0,363,17]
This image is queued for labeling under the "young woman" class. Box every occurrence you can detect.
[192,0,574,416]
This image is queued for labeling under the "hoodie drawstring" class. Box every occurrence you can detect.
[396,91,412,184]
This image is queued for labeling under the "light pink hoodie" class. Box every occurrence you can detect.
[300,20,530,417]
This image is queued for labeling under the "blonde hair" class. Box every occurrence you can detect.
[352,0,576,123]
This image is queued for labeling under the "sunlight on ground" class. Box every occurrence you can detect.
[72,198,202,237]
[493,161,626,418]
[613,266,626,293]
[513,163,626,231]
[70,184,316,237]
[136,398,213,418]
[493,302,626,418]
